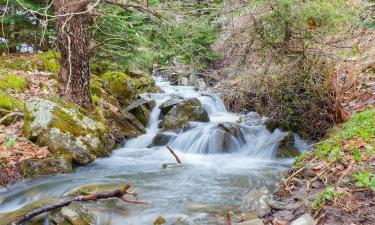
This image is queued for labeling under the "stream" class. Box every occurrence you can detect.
[0,77,300,224]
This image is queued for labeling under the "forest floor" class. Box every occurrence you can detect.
[0,69,56,187]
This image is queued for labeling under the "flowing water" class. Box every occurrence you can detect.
[0,77,300,224]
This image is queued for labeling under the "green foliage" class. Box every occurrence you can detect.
[92,1,221,73]
[0,1,55,53]
[354,171,375,191]
[314,186,338,208]
[255,0,358,47]
[340,109,375,140]
[311,109,375,160]
[4,135,17,148]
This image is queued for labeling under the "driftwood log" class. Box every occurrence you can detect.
[166,145,182,164]
[10,183,144,225]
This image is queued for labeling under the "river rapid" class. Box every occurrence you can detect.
[0,77,300,225]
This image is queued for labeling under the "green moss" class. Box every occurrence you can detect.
[90,75,104,97]
[102,71,136,104]
[0,92,24,125]
[49,107,87,137]
[0,74,28,93]
[35,50,61,74]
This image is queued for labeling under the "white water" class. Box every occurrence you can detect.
[0,77,295,225]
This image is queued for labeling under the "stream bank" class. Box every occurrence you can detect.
[1,65,308,225]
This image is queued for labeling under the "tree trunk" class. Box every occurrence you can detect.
[53,0,93,109]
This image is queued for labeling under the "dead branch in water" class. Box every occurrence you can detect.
[10,183,145,225]
[166,145,182,164]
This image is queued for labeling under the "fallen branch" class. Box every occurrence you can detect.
[0,112,24,124]
[10,183,143,225]
[166,145,182,164]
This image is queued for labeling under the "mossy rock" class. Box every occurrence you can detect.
[102,71,136,105]
[0,74,28,93]
[66,183,122,196]
[0,92,24,125]
[20,155,73,177]
[25,98,114,165]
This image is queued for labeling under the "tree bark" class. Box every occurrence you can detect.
[53,0,93,108]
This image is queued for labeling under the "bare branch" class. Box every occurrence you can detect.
[9,183,142,225]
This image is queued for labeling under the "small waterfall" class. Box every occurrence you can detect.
[126,76,290,159]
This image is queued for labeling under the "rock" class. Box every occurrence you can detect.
[20,155,72,177]
[189,73,199,85]
[268,200,287,210]
[178,76,190,86]
[106,110,146,142]
[67,183,121,196]
[49,202,96,225]
[138,94,157,109]
[194,78,207,91]
[124,97,156,126]
[102,71,136,105]
[235,219,264,225]
[276,132,300,158]
[290,213,315,225]
[161,98,209,130]
[217,122,245,139]
[24,98,113,165]
[159,96,185,115]
[149,132,177,147]
[242,188,271,217]
[238,112,268,126]
[154,216,167,225]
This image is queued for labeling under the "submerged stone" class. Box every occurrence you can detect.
[49,202,96,225]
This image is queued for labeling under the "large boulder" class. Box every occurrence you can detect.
[24,98,114,165]
[102,71,136,105]
[161,98,209,130]
[49,202,96,225]
[159,96,185,115]
[124,97,156,127]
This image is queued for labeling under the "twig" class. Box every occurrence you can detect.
[166,145,182,164]
[10,183,139,225]
[0,112,24,124]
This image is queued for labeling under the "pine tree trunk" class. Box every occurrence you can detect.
[53,0,93,108]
